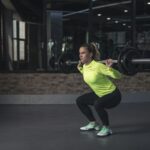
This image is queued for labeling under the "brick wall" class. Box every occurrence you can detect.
[0,73,150,94]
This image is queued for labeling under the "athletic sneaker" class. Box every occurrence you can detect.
[80,122,100,131]
[97,126,112,137]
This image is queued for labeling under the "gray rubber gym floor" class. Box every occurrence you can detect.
[0,103,150,150]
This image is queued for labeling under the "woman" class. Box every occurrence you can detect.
[76,43,122,137]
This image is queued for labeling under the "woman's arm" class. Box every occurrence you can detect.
[98,62,122,79]
[77,60,83,74]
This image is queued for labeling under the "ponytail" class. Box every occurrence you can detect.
[90,42,100,61]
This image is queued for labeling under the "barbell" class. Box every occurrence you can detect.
[49,47,150,76]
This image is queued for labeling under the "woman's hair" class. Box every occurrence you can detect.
[80,43,100,61]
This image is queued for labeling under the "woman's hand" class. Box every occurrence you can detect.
[104,58,113,67]
[77,60,83,68]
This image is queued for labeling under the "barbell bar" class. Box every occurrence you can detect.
[65,59,150,65]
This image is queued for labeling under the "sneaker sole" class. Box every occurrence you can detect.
[80,129,95,131]
[97,132,113,137]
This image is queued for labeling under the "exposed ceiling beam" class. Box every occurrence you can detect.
[63,0,131,17]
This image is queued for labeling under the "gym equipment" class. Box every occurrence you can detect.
[49,47,150,76]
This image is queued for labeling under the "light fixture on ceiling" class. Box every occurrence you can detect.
[115,20,119,23]
[124,9,128,13]
[147,2,150,5]
[107,17,111,20]
[97,13,102,16]
[123,23,126,26]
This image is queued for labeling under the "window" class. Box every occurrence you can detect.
[13,20,26,62]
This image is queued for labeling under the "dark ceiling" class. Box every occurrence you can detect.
[55,0,150,28]
[1,0,150,28]
[47,0,150,22]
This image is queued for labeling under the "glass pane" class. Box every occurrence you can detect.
[13,40,17,61]
[19,21,25,39]
[13,20,17,38]
[19,41,25,60]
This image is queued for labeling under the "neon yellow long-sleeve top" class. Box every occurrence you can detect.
[77,60,122,97]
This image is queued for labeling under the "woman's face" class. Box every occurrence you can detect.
[79,47,92,64]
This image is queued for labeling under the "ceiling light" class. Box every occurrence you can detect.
[107,17,111,20]
[147,2,150,5]
[115,20,119,23]
[124,9,128,13]
[123,23,126,26]
[97,13,102,17]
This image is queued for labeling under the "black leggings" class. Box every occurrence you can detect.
[76,88,121,126]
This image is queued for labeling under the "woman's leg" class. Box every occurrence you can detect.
[76,92,98,121]
[94,101,109,126]
[94,88,121,126]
